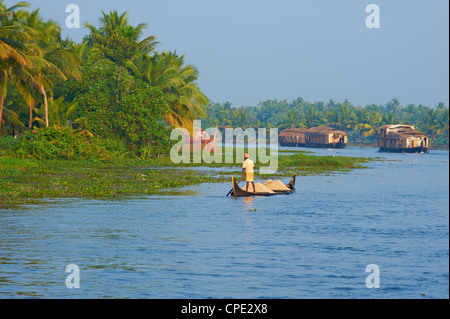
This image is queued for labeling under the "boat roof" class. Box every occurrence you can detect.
[379,124,428,138]
[279,128,308,136]
[305,126,347,135]
[279,126,347,136]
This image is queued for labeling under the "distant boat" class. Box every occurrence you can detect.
[181,129,217,152]
[279,126,347,149]
[378,125,430,153]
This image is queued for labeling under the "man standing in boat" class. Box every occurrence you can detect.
[242,153,256,192]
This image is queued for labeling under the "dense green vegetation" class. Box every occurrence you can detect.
[0,1,207,158]
[203,98,449,146]
[0,150,372,205]
[0,159,221,205]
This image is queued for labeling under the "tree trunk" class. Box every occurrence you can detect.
[29,101,34,129]
[0,93,4,135]
[42,87,49,127]
[0,71,6,135]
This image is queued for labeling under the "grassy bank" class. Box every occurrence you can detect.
[0,157,225,205]
[0,149,372,205]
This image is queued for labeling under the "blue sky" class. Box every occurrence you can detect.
[14,0,449,108]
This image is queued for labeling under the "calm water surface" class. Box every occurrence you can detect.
[0,147,448,298]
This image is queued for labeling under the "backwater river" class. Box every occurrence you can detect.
[0,146,448,298]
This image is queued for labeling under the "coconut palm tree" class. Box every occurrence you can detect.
[0,1,31,134]
[364,111,383,142]
[303,106,320,128]
[84,10,158,70]
[435,107,449,146]
[419,108,438,141]
[279,109,305,130]
[352,108,369,142]
[0,96,26,136]
[383,112,397,126]
[137,51,208,131]
[231,107,252,130]
[14,65,41,128]
[337,103,355,131]
[214,103,233,133]
[17,9,81,127]
[385,98,401,114]
[46,96,79,127]
[322,109,339,128]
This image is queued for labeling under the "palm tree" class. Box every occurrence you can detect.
[278,109,305,130]
[46,96,79,127]
[303,106,320,128]
[20,9,81,127]
[364,111,383,142]
[0,1,31,134]
[352,108,368,142]
[215,103,232,134]
[337,103,355,131]
[385,98,401,114]
[383,112,397,125]
[9,9,65,128]
[85,10,158,70]
[14,65,41,128]
[400,104,417,125]
[257,100,282,126]
[138,51,208,131]
[435,107,449,146]
[0,96,26,136]
[419,108,438,141]
[322,109,338,128]
[231,107,253,130]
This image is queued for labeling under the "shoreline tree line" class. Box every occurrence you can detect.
[204,98,449,146]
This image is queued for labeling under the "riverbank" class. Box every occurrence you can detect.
[0,150,373,205]
[347,142,449,150]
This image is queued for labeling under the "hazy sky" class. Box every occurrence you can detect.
[14,0,449,108]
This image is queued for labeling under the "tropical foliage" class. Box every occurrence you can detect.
[0,1,208,158]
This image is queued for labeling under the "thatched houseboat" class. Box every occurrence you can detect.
[378,125,430,153]
[278,128,308,147]
[279,126,347,148]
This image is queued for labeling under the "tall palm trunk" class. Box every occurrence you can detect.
[0,93,5,135]
[41,85,49,127]
[0,71,7,135]
[28,100,34,129]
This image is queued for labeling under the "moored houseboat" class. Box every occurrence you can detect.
[378,125,430,153]
[279,126,347,148]
[181,129,217,152]
[278,128,308,147]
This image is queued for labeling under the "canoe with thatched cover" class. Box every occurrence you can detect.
[230,174,296,197]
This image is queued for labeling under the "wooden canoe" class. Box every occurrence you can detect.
[231,174,296,197]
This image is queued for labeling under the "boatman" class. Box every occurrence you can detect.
[242,153,256,192]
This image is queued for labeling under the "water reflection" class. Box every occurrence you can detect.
[242,196,255,206]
